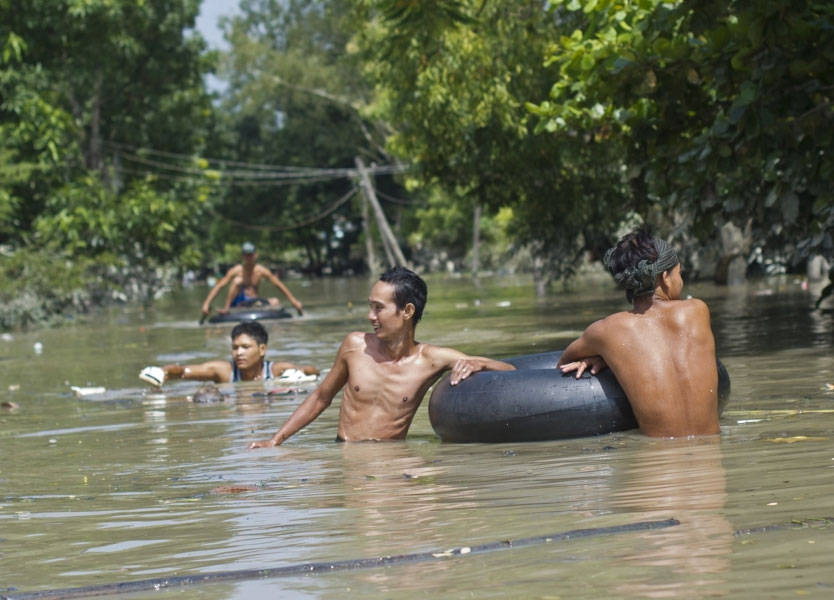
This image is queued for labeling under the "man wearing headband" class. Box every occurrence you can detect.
[556,230,720,437]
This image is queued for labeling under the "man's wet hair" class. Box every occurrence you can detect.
[604,230,679,303]
[231,320,268,345]
[379,266,427,325]
[606,230,659,272]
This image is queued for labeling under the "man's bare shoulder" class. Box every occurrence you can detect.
[340,331,372,353]
[417,342,460,359]
[679,297,710,313]
[660,297,710,320]
[590,311,632,332]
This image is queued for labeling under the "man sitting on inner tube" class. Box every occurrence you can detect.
[248,266,515,447]
[557,229,720,437]
[201,241,305,319]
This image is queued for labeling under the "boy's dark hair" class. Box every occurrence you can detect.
[231,320,268,345]
[604,229,678,303]
[379,266,428,325]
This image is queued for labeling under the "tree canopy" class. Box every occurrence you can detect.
[2,0,832,328]
[529,0,834,265]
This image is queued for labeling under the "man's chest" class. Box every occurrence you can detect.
[346,357,436,405]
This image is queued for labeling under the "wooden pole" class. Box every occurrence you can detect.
[355,157,409,268]
[360,187,379,276]
[471,202,481,277]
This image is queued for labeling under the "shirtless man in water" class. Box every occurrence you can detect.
[139,321,318,385]
[201,242,304,318]
[249,267,515,446]
[557,230,720,437]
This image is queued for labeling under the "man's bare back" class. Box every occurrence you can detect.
[558,233,720,437]
[562,296,718,436]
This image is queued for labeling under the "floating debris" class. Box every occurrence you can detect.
[764,436,828,444]
[209,485,259,494]
[190,384,225,404]
[71,386,106,397]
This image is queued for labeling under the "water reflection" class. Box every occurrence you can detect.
[333,442,462,588]
[707,278,833,355]
[610,438,731,598]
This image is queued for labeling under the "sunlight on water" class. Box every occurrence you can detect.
[1,274,833,598]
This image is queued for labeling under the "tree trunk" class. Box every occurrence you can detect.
[714,220,751,285]
[471,203,481,277]
[360,191,379,276]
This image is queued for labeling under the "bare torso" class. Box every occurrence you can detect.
[229,263,269,297]
[336,332,450,440]
[563,298,719,437]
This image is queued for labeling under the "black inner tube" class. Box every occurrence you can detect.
[207,307,292,324]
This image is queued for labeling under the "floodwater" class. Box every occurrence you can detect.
[1,273,832,599]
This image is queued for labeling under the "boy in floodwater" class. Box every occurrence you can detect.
[249,266,515,446]
[557,230,720,437]
[139,320,319,385]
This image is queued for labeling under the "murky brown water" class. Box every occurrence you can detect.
[1,274,833,598]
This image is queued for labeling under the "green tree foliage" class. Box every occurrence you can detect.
[0,31,76,241]
[352,0,628,282]
[531,0,834,266]
[0,0,215,252]
[33,177,205,266]
[213,0,393,274]
[3,0,214,170]
[0,0,217,327]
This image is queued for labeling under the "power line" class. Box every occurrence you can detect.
[207,186,358,232]
[375,188,423,206]
[111,164,348,187]
[104,140,409,180]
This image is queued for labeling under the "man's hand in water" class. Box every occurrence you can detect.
[559,356,607,379]
[293,301,304,316]
[249,438,279,449]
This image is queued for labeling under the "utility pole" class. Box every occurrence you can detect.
[355,157,409,268]
[471,202,481,277]
[360,186,379,276]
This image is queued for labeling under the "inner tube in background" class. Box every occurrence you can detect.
[428,350,731,443]
[207,307,292,324]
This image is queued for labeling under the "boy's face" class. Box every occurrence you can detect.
[367,281,412,339]
[231,333,266,371]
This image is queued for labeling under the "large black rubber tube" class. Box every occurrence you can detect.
[207,307,292,324]
[428,351,731,443]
